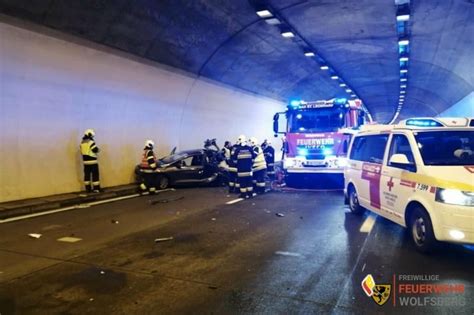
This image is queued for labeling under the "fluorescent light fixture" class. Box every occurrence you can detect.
[398,39,410,46]
[400,78,408,82]
[304,51,315,57]
[396,14,410,22]
[331,75,339,80]
[351,94,356,97]
[320,65,329,70]
[399,96,405,99]
[265,18,281,25]
[345,89,352,93]
[256,10,272,18]
[401,90,406,94]
[400,69,408,73]
[400,56,409,62]
[281,31,295,38]
[400,84,407,88]
[339,83,346,87]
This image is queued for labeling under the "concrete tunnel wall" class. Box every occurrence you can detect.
[0,21,285,202]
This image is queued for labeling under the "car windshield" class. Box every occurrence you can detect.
[289,109,345,133]
[414,130,474,166]
[160,153,189,165]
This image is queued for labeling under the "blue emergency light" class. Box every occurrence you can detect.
[297,148,308,156]
[406,119,443,127]
[290,100,301,107]
[323,148,333,156]
[334,98,347,105]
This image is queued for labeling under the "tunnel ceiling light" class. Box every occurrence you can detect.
[400,90,406,94]
[400,78,408,82]
[400,69,408,73]
[320,65,329,70]
[331,75,339,80]
[351,94,356,97]
[398,38,410,46]
[400,56,409,62]
[256,10,273,18]
[400,84,407,88]
[281,31,295,38]
[396,14,410,22]
[265,18,281,25]
[304,51,315,57]
[345,89,352,93]
[339,83,347,87]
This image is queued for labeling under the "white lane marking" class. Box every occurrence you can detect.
[0,189,175,224]
[57,236,82,243]
[226,198,243,205]
[275,251,302,257]
[359,214,377,233]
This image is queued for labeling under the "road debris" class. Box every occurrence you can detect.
[57,236,82,243]
[89,298,94,302]
[275,213,285,217]
[208,285,218,290]
[28,233,42,239]
[149,196,184,205]
[100,270,105,275]
[111,220,119,224]
[275,251,302,257]
[211,218,216,221]
[264,209,271,214]
[154,237,174,243]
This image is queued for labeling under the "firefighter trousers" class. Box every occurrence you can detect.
[253,169,266,194]
[83,164,100,192]
[228,168,237,192]
[238,175,253,197]
[140,171,159,193]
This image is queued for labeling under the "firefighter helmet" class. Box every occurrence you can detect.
[249,137,258,146]
[145,139,155,148]
[84,129,95,138]
[237,134,246,145]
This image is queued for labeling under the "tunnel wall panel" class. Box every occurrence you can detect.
[0,22,284,202]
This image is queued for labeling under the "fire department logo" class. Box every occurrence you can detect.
[361,274,391,306]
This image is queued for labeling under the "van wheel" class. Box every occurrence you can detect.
[348,186,365,215]
[409,206,436,253]
[159,176,170,190]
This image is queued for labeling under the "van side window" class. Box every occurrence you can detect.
[388,134,416,172]
[350,135,389,164]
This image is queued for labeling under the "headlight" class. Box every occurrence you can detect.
[435,188,474,206]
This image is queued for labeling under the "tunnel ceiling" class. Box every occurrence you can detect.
[0,0,472,122]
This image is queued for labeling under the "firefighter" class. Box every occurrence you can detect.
[80,129,100,193]
[139,139,158,193]
[227,139,240,193]
[262,139,275,180]
[250,137,267,194]
[235,135,256,198]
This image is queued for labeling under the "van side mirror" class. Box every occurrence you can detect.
[273,113,280,134]
[389,154,410,165]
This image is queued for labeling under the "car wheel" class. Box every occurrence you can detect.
[159,176,169,190]
[410,206,436,253]
[348,186,365,215]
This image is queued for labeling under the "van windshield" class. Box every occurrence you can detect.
[414,130,474,166]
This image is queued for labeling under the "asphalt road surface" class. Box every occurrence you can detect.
[0,187,472,315]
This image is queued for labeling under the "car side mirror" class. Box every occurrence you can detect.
[389,154,410,165]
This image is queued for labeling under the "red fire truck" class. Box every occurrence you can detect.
[273,98,368,183]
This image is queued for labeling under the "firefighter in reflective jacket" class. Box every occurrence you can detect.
[228,139,240,193]
[234,135,256,198]
[262,139,275,180]
[139,140,158,193]
[221,141,236,193]
[250,137,267,194]
[80,129,101,193]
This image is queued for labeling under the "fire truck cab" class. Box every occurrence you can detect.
[273,98,367,179]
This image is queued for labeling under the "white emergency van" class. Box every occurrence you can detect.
[344,117,474,252]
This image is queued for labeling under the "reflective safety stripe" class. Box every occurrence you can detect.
[247,187,254,191]
[235,183,240,188]
[240,188,247,193]
[140,183,147,190]
[237,154,252,159]
[267,163,275,166]
[238,172,252,177]
[256,182,266,187]
[140,169,156,173]
[252,165,266,171]
[149,187,156,192]
[228,167,237,172]
[92,181,100,185]
[84,181,91,185]
[267,171,275,175]
[252,180,257,184]
[229,182,235,187]
[402,173,474,192]
[83,160,98,165]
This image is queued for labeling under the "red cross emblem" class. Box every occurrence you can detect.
[387,177,395,192]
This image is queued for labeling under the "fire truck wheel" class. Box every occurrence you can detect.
[409,206,437,253]
[348,185,365,215]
